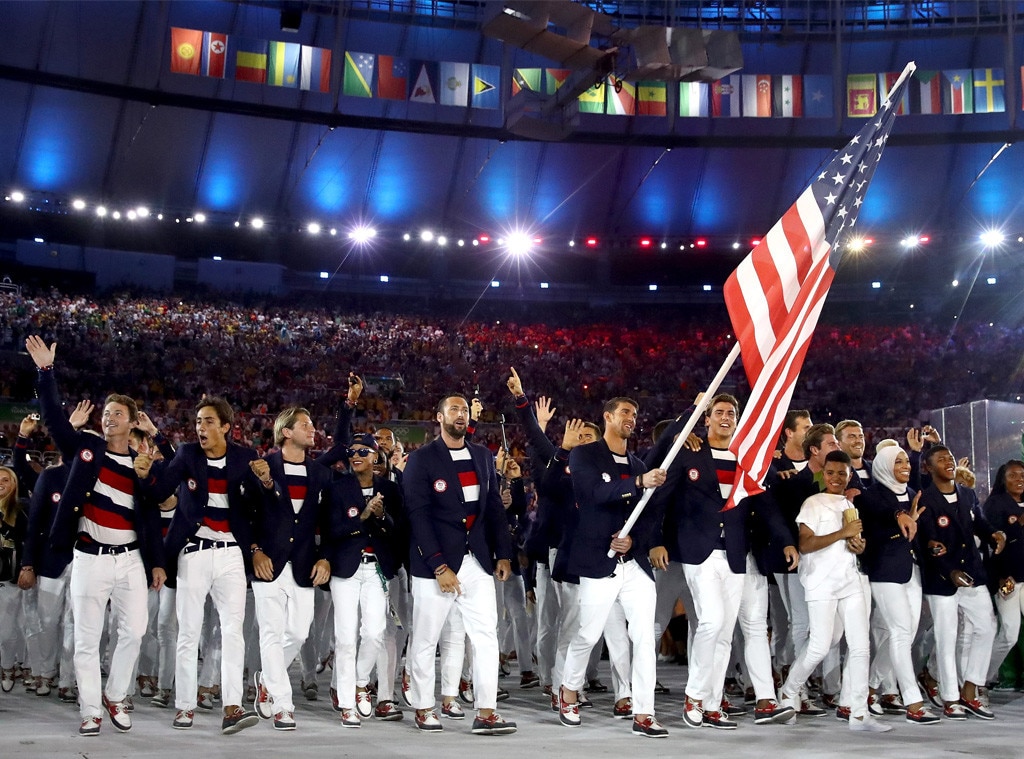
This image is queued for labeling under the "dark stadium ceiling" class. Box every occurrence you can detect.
[1,0,1024,284]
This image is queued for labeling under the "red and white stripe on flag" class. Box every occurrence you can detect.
[720,62,916,511]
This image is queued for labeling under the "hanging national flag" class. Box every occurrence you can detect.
[578,82,604,113]
[170,28,203,75]
[376,55,408,99]
[846,73,876,117]
[711,75,740,117]
[511,68,542,96]
[606,77,636,115]
[972,68,1005,113]
[722,64,914,512]
[409,61,437,103]
[742,74,772,117]
[343,52,375,98]
[943,69,973,114]
[203,32,228,78]
[267,41,300,87]
[802,75,832,118]
[300,45,331,93]
[234,38,268,83]
[471,64,499,109]
[911,69,942,114]
[545,69,572,94]
[772,75,803,117]
[636,81,667,116]
[439,62,470,106]
[877,72,910,115]
[679,81,708,117]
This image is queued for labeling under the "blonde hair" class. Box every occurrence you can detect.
[0,466,20,526]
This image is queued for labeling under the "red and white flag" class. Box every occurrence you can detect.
[721,62,916,511]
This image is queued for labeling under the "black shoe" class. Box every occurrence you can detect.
[221,707,259,735]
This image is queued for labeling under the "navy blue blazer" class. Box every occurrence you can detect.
[323,474,402,580]
[916,483,995,596]
[855,484,919,584]
[36,369,165,580]
[150,442,259,565]
[22,463,72,578]
[539,447,581,584]
[650,444,793,574]
[982,492,1024,582]
[763,466,822,574]
[567,439,656,581]
[250,451,333,586]
[403,437,513,579]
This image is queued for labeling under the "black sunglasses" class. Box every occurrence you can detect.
[348,448,376,458]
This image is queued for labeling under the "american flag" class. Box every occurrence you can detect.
[722,62,916,511]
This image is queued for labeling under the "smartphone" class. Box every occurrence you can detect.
[960,573,974,586]
[30,413,40,421]
[348,375,358,386]
[930,544,944,556]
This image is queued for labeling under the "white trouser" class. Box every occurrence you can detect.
[175,545,247,710]
[28,566,75,684]
[782,578,872,720]
[534,558,559,687]
[137,590,160,678]
[243,587,261,676]
[927,586,996,702]
[768,582,789,665]
[155,586,177,689]
[70,549,149,719]
[198,596,221,689]
[551,579,602,687]
[253,564,316,713]
[561,560,657,715]
[442,606,468,695]
[988,585,1024,682]
[684,551,744,706]
[604,599,633,701]
[409,556,499,710]
[654,561,695,658]
[496,575,532,670]
[774,572,810,667]
[868,605,895,693]
[330,563,387,708]
[0,583,25,670]
[299,588,334,682]
[738,555,775,701]
[870,569,923,704]
[375,568,411,702]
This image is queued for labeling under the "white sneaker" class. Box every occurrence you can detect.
[355,689,373,718]
[850,715,893,732]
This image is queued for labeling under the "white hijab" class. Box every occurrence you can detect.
[872,445,907,496]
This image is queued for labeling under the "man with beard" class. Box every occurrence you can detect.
[836,420,872,487]
[402,394,516,735]
[557,397,668,738]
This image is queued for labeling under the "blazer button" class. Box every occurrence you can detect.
[462,518,467,523]
[294,518,299,524]
[719,523,724,528]
[289,537,294,543]
[73,507,80,513]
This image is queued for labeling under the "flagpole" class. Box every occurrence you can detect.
[607,341,742,557]
[886,61,917,95]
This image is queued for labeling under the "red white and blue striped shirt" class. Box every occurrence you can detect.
[80,451,137,545]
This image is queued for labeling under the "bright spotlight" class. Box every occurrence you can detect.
[847,236,867,252]
[319,271,329,279]
[987,276,997,285]
[127,210,137,220]
[648,284,658,291]
[251,217,264,229]
[437,236,447,246]
[380,275,389,283]
[420,230,434,242]
[348,225,376,243]
[96,206,107,217]
[702,284,712,292]
[951,279,959,287]
[871,281,881,289]
[490,280,500,288]
[900,235,919,248]
[330,228,337,236]
[72,198,86,210]
[402,233,411,241]
[136,206,149,218]
[112,211,121,220]
[980,229,1005,247]
[10,190,24,202]
[505,231,533,257]
[457,239,465,247]
[732,241,740,250]
[194,213,206,223]
[307,222,321,235]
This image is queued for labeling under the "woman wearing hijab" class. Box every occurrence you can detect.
[855,446,938,724]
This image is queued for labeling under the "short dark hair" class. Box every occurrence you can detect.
[196,396,234,426]
[924,445,952,468]
[652,419,673,443]
[705,393,740,418]
[802,423,836,458]
[603,397,638,415]
[825,450,852,467]
[436,394,469,415]
[784,409,811,432]
[582,422,602,438]
[105,394,139,424]
[128,428,149,445]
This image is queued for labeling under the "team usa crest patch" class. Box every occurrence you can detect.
[187,478,197,492]
[937,515,950,527]
[347,507,360,518]
[1010,515,1018,525]
[433,479,447,493]
[51,492,61,503]
[80,449,94,462]
[688,468,700,482]
[601,473,611,482]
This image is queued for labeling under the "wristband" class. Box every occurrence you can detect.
[434,564,449,577]
[251,545,262,556]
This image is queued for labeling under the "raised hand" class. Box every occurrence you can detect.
[24,335,56,369]
[534,395,556,431]
[507,366,524,397]
[135,410,158,437]
[68,400,95,430]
